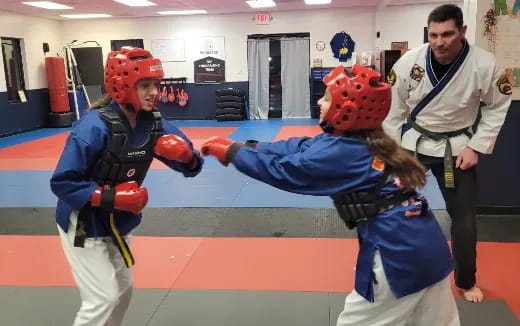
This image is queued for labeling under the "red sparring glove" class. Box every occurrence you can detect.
[91,181,148,214]
[154,134,194,163]
[200,136,234,165]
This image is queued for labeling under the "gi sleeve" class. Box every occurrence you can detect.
[50,132,103,210]
[468,62,512,154]
[255,136,315,156]
[231,136,360,196]
[382,58,410,144]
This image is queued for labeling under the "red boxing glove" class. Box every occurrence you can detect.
[154,134,194,163]
[91,181,148,214]
[200,136,234,165]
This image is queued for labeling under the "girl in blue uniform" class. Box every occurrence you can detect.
[201,65,459,325]
[50,47,203,326]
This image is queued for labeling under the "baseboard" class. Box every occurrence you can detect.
[0,126,43,138]
[477,206,520,215]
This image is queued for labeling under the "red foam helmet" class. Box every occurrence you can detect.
[104,47,164,111]
[322,64,391,134]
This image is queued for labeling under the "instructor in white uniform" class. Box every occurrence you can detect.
[383,4,512,303]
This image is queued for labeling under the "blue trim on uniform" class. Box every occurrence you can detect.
[426,41,469,88]
[401,41,470,136]
[426,48,439,86]
[411,41,469,121]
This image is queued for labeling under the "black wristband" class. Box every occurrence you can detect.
[226,142,246,163]
[187,155,199,170]
[244,140,259,148]
[100,188,115,211]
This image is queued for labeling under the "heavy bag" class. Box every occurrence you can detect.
[45,57,70,113]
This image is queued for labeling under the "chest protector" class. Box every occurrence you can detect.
[331,169,419,229]
[92,106,163,187]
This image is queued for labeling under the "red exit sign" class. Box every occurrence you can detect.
[254,13,271,25]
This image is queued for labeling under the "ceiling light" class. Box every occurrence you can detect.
[304,0,331,4]
[157,10,208,15]
[246,0,276,9]
[113,0,156,7]
[60,14,112,19]
[22,1,73,10]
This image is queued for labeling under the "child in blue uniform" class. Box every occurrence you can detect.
[50,47,203,326]
[201,65,459,325]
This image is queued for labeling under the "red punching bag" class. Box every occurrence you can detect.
[45,57,70,113]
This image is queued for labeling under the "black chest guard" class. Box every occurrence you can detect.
[92,107,163,187]
[331,169,418,229]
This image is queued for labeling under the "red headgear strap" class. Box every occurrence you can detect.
[321,64,391,135]
[104,47,164,111]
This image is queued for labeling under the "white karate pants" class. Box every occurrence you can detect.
[58,211,133,326]
[337,251,460,326]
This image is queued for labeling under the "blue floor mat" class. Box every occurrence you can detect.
[0,119,445,209]
[0,168,445,209]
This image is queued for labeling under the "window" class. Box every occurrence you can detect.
[1,37,25,102]
[111,39,144,51]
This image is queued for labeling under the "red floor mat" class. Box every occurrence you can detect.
[1,236,519,318]
[0,133,69,170]
[0,127,237,170]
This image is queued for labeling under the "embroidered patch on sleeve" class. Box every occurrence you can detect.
[497,73,512,95]
[387,68,396,86]
[371,156,385,171]
[410,64,425,82]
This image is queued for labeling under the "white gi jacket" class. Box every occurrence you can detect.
[383,42,512,157]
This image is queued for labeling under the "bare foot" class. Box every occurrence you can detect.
[462,286,484,302]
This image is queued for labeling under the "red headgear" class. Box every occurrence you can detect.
[321,64,391,135]
[104,47,164,111]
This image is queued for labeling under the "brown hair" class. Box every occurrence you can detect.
[365,127,426,189]
[88,93,111,111]
[428,4,464,29]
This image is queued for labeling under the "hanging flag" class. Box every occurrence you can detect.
[330,32,355,62]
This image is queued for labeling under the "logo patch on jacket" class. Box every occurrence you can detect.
[127,168,136,178]
[371,156,385,171]
[387,69,396,86]
[410,64,425,82]
[496,73,512,95]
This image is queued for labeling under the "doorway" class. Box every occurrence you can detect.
[247,33,310,120]
[269,39,282,118]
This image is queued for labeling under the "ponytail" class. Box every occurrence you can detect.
[88,93,112,111]
[365,127,426,189]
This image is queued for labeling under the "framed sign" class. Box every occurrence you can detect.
[151,39,185,62]
[391,41,408,55]
[192,36,225,60]
[194,56,225,84]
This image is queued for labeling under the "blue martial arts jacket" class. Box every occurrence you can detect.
[230,133,453,301]
[50,101,203,237]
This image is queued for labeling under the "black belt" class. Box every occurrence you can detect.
[107,212,135,268]
[74,205,90,248]
[406,118,471,188]
[74,206,135,268]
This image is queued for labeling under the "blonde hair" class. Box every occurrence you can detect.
[365,127,426,189]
